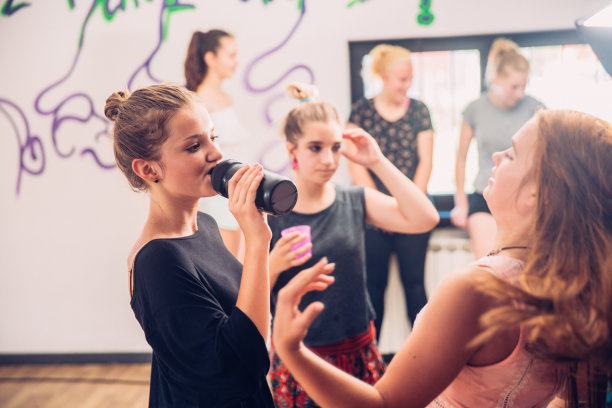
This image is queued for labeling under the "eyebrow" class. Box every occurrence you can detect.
[306,140,341,145]
[183,127,214,142]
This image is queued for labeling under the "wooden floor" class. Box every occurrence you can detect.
[0,364,151,408]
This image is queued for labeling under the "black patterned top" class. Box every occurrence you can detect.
[348,98,433,195]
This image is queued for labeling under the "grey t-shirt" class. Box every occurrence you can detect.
[463,93,543,193]
[268,184,375,346]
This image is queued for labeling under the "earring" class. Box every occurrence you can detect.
[292,159,298,170]
[154,179,159,184]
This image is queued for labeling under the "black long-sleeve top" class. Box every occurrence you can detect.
[130,212,274,407]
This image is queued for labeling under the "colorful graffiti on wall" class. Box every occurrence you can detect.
[1,0,431,196]
[1,0,197,195]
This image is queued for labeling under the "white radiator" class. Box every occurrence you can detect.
[377,227,473,354]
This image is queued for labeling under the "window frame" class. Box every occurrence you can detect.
[348,29,584,104]
[347,29,587,225]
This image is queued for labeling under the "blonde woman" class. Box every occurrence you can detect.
[451,37,545,258]
[347,44,435,337]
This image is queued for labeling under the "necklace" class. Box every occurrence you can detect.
[487,246,530,256]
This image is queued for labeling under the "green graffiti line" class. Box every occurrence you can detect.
[162,0,195,42]
[72,0,193,48]
[346,0,367,8]
[1,0,31,16]
[417,0,434,25]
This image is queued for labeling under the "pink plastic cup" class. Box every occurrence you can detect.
[280,225,312,260]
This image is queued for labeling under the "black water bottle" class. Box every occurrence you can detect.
[210,159,298,216]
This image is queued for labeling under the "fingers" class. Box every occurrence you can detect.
[449,207,467,229]
[236,164,263,205]
[290,243,312,266]
[242,164,263,206]
[280,258,335,304]
[342,128,365,143]
[340,149,357,163]
[227,164,250,199]
[280,231,308,248]
[228,163,263,210]
[302,274,334,292]
[298,301,326,329]
[273,260,335,355]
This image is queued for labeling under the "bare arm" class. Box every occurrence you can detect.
[412,129,434,193]
[345,122,377,189]
[228,164,272,339]
[273,264,492,408]
[342,128,439,234]
[450,121,474,229]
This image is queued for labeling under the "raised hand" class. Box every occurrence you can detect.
[450,204,468,229]
[341,127,384,168]
[273,258,335,355]
[227,163,271,241]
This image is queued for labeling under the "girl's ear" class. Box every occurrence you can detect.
[521,180,539,212]
[204,50,216,67]
[132,158,160,184]
[286,141,296,160]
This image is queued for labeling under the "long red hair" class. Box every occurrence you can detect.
[476,110,612,406]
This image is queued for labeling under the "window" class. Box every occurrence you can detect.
[348,30,612,195]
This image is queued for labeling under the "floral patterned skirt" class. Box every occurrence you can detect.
[269,337,386,408]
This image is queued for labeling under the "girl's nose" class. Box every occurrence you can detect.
[322,149,334,164]
[492,151,502,165]
[208,142,224,162]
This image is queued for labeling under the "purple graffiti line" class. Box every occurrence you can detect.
[32,0,195,176]
[5,0,194,196]
[0,99,45,196]
[34,41,114,169]
[242,0,314,126]
[34,0,131,171]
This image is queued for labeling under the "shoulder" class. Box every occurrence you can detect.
[410,98,429,110]
[351,97,371,109]
[198,90,233,112]
[424,264,499,324]
[462,94,489,124]
[522,95,545,111]
[349,98,374,115]
[197,211,219,231]
[134,239,187,275]
[335,184,365,201]
[335,184,366,214]
[464,94,488,110]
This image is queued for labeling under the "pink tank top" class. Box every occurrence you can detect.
[425,255,564,408]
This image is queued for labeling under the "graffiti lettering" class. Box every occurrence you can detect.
[241,0,315,174]
[417,0,434,25]
[3,0,195,196]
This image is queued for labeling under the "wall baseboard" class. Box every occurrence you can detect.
[0,353,152,365]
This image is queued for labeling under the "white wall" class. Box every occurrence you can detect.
[1,0,609,354]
